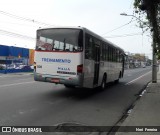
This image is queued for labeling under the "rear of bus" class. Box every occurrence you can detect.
[34,27,84,87]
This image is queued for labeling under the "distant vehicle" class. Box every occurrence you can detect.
[34,27,125,89]
[17,64,26,69]
[0,64,6,70]
[7,64,16,69]
[142,65,146,68]
[21,65,32,70]
[30,65,34,69]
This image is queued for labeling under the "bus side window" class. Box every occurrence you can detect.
[102,44,105,61]
[106,44,108,61]
[120,52,123,63]
[85,35,93,60]
[85,35,89,59]
[108,47,111,61]
[113,48,116,62]
[111,47,114,62]
[117,51,120,62]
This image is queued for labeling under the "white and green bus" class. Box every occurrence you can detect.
[34,26,125,89]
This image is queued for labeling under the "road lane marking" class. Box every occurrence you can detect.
[0,73,33,78]
[10,78,33,81]
[125,71,151,85]
[0,81,35,88]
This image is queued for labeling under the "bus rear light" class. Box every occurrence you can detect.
[77,64,83,73]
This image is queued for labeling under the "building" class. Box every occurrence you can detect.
[125,52,151,69]
[0,45,34,73]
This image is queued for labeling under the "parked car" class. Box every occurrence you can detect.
[7,64,16,69]
[21,65,32,70]
[0,64,6,70]
[30,65,34,69]
[142,65,146,68]
[15,64,26,69]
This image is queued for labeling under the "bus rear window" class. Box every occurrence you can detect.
[36,28,83,52]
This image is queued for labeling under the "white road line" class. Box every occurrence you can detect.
[0,75,13,78]
[0,73,33,78]
[0,81,35,88]
[125,71,151,85]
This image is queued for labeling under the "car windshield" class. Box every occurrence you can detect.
[36,28,83,52]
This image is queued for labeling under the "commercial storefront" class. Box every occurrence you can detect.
[0,45,34,73]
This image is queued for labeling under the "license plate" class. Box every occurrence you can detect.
[51,79,60,83]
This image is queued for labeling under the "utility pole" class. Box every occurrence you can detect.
[152,39,157,83]
[147,1,158,83]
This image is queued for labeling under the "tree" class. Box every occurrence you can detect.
[134,0,160,57]
[134,0,160,82]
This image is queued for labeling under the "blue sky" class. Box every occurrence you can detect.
[0,0,152,58]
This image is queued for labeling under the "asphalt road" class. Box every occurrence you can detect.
[0,67,151,129]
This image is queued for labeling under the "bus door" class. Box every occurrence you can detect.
[93,44,100,86]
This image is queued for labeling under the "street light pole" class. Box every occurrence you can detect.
[120,13,142,23]
[120,13,157,83]
[120,13,150,29]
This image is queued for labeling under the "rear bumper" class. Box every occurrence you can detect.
[34,72,83,87]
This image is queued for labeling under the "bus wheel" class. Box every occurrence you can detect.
[114,78,119,84]
[100,75,106,90]
[64,84,75,88]
[115,72,121,84]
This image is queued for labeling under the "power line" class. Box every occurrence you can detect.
[0,29,35,41]
[0,10,55,27]
[101,19,136,36]
[104,33,142,38]
[0,29,142,40]
[0,21,40,27]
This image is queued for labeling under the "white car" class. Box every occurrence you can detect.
[142,65,146,68]
[7,64,16,69]
[30,65,34,69]
[0,64,6,70]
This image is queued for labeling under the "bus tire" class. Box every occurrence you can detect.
[64,84,75,88]
[100,74,106,90]
[114,78,119,84]
[115,72,121,84]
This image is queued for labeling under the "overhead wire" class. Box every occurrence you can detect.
[101,16,145,38]
[0,21,40,28]
[0,10,55,27]
[0,10,41,41]
[104,33,142,38]
[0,10,145,41]
[101,18,136,36]
[0,29,35,41]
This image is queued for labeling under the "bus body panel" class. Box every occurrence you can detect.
[82,28,124,88]
[98,61,109,85]
[83,59,95,88]
[96,61,122,86]
[34,51,83,86]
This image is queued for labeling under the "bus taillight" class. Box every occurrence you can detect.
[77,64,83,74]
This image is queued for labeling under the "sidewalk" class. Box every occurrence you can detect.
[115,67,160,135]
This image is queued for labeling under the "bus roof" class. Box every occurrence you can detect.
[38,26,124,52]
